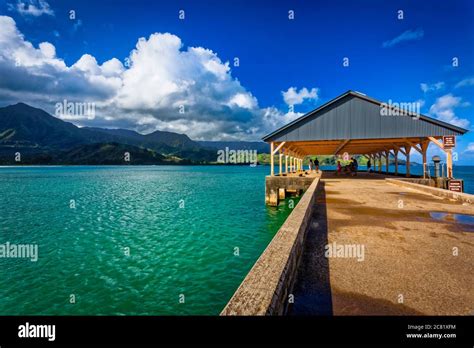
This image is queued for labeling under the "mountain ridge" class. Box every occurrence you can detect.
[0,102,269,165]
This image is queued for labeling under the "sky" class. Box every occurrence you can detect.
[0,0,473,163]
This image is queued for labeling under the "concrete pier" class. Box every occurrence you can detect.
[222,171,474,316]
[290,172,474,315]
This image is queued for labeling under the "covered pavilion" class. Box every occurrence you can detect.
[262,91,468,178]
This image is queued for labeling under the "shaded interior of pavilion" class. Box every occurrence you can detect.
[268,136,455,179]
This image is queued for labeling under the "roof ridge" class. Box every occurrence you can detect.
[262,91,468,141]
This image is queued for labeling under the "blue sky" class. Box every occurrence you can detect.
[0,0,473,163]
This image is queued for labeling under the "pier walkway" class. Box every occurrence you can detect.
[289,172,474,315]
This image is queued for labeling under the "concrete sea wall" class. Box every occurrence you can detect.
[386,178,474,204]
[221,177,320,315]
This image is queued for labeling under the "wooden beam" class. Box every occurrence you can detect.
[404,139,422,154]
[334,139,350,155]
[393,144,407,156]
[272,141,286,155]
[428,136,444,150]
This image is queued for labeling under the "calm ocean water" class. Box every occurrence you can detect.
[0,165,297,315]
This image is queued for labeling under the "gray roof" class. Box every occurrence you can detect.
[262,91,468,142]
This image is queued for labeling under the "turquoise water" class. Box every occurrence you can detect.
[0,165,297,315]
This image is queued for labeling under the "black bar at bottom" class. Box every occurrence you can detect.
[0,316,472,346]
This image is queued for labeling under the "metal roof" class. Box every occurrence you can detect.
[262,91,468,143]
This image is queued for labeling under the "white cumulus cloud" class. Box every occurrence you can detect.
[8,0,54,17]
[282,87,319,106]
[429,94,470,129]
[0,15,291,140]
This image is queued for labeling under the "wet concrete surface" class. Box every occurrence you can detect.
[289,172,474,315]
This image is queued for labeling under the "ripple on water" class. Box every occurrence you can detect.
[0,166,295,314]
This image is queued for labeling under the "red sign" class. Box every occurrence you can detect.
[443,136,456,148]
[448,180,463,193]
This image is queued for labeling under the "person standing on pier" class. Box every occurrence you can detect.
[367,159,371,173]
[314,157,320,173]
[309,158,314,172]
[351,157,358,176]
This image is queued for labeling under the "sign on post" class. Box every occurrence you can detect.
[443,136,456,148]
[448,179,463,193]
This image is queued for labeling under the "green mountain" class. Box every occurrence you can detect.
[0,103,215,164]
[0,103,88,149]
[84,127,215,162]
[58,142,168,165]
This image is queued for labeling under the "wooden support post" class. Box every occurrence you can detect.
[385,151,389,174]
[446,149,453,178]
[394,149,398,175]
[279,152,282,176]
[404,145,411,177]
[270,142,274,176]
[421,140,429,178]
[378,153,382,173]
[285,155,288,174]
